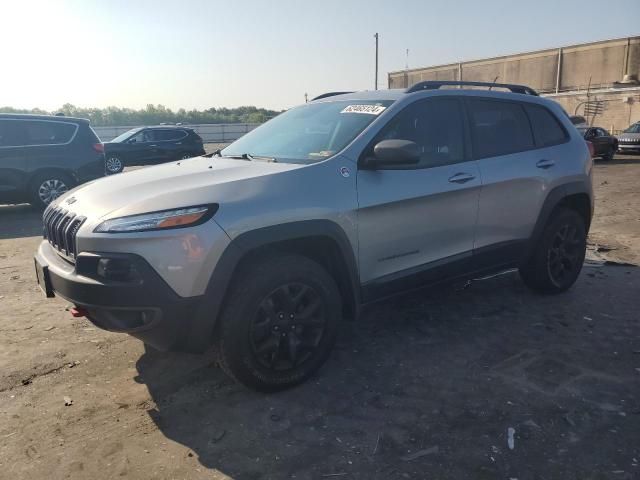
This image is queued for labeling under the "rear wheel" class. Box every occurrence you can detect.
[216,253,341,391]
[105,155,124,174]
[602,147,615,162]
[30,172,73,208]
[520,208,587,294]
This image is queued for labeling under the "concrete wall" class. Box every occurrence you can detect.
[389,36,640,93]
[94,123,260,143]
[547,88,640,133]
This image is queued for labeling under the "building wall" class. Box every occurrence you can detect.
[387,36,640,131]
[547,88,640,133]
[388,36,640,93]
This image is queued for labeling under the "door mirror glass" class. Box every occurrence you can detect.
[365,139,420,168]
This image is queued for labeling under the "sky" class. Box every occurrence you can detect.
[1,0,638,112]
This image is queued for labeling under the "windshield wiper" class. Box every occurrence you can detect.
[241,153,277,162]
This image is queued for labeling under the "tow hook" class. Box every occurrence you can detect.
[70,307,88,318]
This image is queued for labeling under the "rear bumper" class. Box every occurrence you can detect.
[35,241,208,352]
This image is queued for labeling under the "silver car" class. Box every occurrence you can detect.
[34,81,594,391]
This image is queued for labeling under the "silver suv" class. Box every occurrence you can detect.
[34,81,594,391]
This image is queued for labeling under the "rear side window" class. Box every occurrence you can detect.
[0,120,27,147]
[524,104,568,147]
[154,129,187,141]
[24,120,77,146]
[467,99,534,158]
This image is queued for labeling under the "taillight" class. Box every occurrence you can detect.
[92,143,104,153]
[585,141,595,158]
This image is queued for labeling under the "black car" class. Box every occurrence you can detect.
[577,126,618,161]
[103,126,205,174]
[0,114,105,208]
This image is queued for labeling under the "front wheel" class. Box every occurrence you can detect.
[520,208,587,294]
[30,173,73,208]
[216,254,341,392]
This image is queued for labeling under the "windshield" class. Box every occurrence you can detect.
[110,127,143,143]
[623,123,640,133]
[221,100,394,163]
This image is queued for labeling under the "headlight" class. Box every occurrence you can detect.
[94,205,218,233]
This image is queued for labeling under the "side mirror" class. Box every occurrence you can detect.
[363,139,420,169]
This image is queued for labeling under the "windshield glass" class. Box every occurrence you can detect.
[623,123,640,133]
[111,127,143,143]
[221,100,394,163]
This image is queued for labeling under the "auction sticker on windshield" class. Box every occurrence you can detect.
[341,105,387,115]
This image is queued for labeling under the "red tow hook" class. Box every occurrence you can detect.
[70,307,88,318]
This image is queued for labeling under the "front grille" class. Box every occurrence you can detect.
[42,206,86,261]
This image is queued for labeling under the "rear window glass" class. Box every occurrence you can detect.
[524,104,568,147]
[467,99,534,158]
[24,121,77,145]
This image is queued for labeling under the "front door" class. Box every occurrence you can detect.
[356,97,481,298]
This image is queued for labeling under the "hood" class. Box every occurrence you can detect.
[52,156,303,220]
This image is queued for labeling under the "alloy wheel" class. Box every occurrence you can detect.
[38,179,69,205]
[547,223,582,286]
[106,156,123,173]
[250,282,326,371]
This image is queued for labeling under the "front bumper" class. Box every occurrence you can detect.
[617,144,640,153]
[35,241,207,352]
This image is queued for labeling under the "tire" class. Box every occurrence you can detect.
[30,172,74,209]
[602,147,614,162]
[105,155,124,174]
[216,253,341,392]
[519,208,587,294]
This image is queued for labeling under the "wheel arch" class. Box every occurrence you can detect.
[28,167,77,188]
[524,181,592,264]
[182,220,360,352]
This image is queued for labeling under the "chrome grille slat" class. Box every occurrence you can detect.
[41,207,85,262]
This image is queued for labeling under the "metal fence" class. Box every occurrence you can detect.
[93,123,260,143]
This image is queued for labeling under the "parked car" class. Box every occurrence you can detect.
[616,122,640,154]
[577,126,618,161]
[0,114,104,208]
[35,81,593,391]
[103,126,205,174]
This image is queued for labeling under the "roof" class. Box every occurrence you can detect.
[0,113,90,123]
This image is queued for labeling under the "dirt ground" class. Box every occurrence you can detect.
[1,155,639,480]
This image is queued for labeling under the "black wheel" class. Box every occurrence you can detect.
[602,147,614,162]
[30,172,73,208]
[520,208,587,294]
[216,253,341,392]
[105,155,124,174]
[180,153,192,160]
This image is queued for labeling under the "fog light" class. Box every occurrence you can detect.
[97,258,139,282]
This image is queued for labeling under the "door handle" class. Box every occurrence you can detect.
[536,159,555,169]
[448,172,476,184]
[149,144,158,148]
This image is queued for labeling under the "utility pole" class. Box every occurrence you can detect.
[374,33,379,90]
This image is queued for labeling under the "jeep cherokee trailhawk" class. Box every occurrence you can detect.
[34,81,593,391]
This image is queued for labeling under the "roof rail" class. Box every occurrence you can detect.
[406,81,539,96]
[311,91,354,101]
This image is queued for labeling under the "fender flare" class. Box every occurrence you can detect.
[524,180,592,263]
[181,220,360,352]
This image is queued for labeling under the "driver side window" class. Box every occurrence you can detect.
[374,98,466,169]
[131,130,153,143]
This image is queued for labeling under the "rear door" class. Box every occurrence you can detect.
[470,98,570,265]
[151,129,189,161]
[357,97,481,294]
[0,119,29,202]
